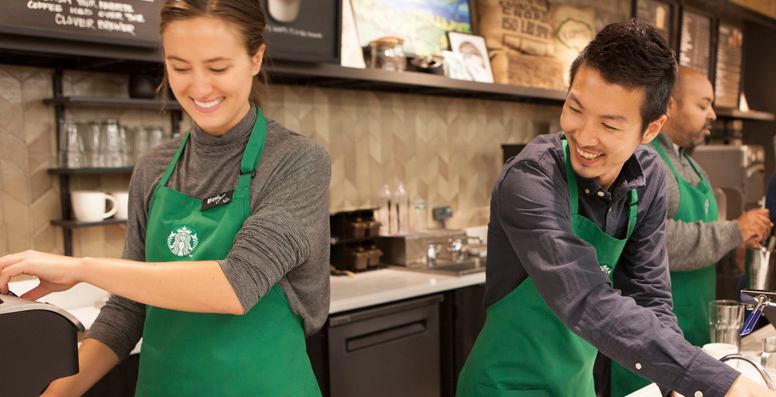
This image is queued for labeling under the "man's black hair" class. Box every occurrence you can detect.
[568,19,677,133]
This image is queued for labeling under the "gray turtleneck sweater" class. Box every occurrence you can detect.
[86,106,331,360]
[649,133,742,272]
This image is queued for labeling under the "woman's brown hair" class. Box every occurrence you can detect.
[157,0,269,107]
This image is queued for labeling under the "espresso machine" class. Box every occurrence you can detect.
[0,293,85,396]
[691,144,766,219]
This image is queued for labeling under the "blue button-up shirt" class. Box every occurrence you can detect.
[486,132,739,397]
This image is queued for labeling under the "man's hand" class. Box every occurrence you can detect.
[737,209,772,248]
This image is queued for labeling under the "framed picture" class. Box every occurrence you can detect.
[446,31,494,83]
[261,0,341,64]
[350,0,473,57]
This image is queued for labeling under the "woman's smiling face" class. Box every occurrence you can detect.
[162,16,264,136]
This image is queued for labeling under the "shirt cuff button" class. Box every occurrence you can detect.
[694,391,703,397]
[635,363,642,370]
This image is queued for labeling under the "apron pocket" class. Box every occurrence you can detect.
[476,383,548,397]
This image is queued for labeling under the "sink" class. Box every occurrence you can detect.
[390,257,486,276]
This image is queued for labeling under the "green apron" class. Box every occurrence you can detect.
[610,140,718,396]
[134,106,321,397]
[456,138,638,396]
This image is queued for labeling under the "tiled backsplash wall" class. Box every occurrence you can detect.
[0,63,562,259]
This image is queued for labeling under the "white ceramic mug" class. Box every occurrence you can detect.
[71,191,117,222]
[268,0,302,23]
[702,343,738,369]
[112,191,129,220]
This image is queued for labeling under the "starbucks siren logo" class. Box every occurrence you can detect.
[167,225,199,257]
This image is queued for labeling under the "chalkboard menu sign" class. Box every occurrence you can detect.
[715,23,743,109]
[0,0,161,48]
[679,9,712,77]
[634,0,673,46]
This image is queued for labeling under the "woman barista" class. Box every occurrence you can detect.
[0,0,331,395]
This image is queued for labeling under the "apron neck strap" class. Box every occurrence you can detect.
[158,105,268,189]
[158,132,190,188]
[651,139,706,183]
[238,104,268,189]
[562,135,580,215]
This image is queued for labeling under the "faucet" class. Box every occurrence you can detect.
[447,239,466,263]
[426,243,440,267]
[720,354,776,390]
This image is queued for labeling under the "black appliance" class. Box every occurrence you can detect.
[0,294,85,397]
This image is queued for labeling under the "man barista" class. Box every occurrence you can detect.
[456,20,775,397]
[610,66,772,396]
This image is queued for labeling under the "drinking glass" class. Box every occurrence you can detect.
[83,121,101,167]
[709,300,745,352]
[130,125,149,163]
[59,120,85,168]
[99,119,123,167]
[146,126,165,151]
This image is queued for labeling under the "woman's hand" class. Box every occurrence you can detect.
[0,250,82,300]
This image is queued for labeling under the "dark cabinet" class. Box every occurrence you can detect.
[326,295,444,397]
[440,284,487,396]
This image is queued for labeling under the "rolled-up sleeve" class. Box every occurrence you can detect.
[219,143,330,314]
[496,156,739,397]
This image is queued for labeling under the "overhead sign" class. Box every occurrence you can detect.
[0,0,161,47]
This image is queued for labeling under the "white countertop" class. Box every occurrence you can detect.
[330,268,485,314]
[627,324,776,397]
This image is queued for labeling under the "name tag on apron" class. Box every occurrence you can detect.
[201,190,234,211]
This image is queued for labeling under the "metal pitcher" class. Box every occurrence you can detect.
[749,247,776,291]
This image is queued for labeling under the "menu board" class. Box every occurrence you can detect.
[634,0,673,45]
[715,23,743,109]
[261,0,340,63]
[679,10,712,77]
[0,0,161,48]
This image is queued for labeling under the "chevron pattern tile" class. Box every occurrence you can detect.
[0,63,563,261]
[264,85,562,230]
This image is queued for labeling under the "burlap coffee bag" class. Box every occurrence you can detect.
[477,0,554,56]
[549,4,595,87]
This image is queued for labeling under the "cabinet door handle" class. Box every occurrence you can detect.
[346,321,427,352]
